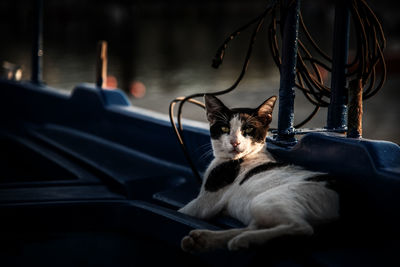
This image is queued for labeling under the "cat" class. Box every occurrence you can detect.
[178,94,339,252]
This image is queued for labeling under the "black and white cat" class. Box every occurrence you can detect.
[179,95,339,252]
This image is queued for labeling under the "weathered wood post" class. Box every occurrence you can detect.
[96,41,108,88]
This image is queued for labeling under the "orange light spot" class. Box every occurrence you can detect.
[129,81,146,98]
[105,75,118,90]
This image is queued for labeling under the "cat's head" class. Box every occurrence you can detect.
[204,94,277,160]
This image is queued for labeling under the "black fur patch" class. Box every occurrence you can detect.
[205,159,243,192]
[239,162,288,185]
[305,174,338,191]
[210,120,231,139]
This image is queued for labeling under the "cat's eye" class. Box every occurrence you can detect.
[221,126,230,133]
[244,127,254,134]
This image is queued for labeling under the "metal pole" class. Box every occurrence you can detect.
[277,0,301,144]
[326,0,350,131]
[31,0,43,84]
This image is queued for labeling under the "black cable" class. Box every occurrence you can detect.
[169,0,279,183]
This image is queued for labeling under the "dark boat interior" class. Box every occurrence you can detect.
[0,81,399,266]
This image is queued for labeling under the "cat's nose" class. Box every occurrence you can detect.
[230,140,240,147]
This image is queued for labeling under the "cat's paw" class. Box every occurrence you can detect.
[227,235,250,251]
[181,235,196,252]
[181,230,210,253]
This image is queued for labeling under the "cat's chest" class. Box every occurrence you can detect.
[203,157,285,192]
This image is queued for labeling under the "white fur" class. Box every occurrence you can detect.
[179,110,339,252]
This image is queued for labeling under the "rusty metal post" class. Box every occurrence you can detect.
[347,79,363,138]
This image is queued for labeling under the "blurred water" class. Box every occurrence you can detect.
[0,0,399,144]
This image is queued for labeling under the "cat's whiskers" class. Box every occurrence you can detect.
[195,142,212,152]
[196,143,214,161]
[199,148,214,161]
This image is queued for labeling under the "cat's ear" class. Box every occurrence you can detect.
[204,94,229,124]
[256,96,277,123]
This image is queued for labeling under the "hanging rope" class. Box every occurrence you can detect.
[169,0,386,183]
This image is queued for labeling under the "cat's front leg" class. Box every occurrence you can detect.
[178,197,203,217]
[178,192,223,220]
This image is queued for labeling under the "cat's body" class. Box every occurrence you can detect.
[179,95,339,252]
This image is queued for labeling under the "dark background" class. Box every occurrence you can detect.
[0,0,399,143]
